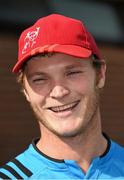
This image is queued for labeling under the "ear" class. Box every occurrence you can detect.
[23,89,30,102]
[97,62,106,89]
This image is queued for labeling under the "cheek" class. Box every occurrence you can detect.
[25,87,46,107]
[70,77,96,95]
[24,78,47,105]
[33,95,44,104]
[28,83,51,96]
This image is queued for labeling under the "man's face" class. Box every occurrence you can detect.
[23,53,105,137]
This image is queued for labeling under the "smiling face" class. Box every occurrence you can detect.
[23,53,106,137]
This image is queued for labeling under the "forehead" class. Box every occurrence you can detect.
[25,53,92,72]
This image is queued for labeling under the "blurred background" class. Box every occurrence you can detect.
[0,0,124,166]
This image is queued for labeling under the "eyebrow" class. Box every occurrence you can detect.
[27,72,48,79]
[65,64,84,70]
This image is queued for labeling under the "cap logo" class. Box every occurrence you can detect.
[22,27,40,54]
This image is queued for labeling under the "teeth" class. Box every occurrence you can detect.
[50,101,79,112]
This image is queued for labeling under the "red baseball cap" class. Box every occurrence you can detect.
[12,14,101,73]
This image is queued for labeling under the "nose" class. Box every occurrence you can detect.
[49,85,70,99]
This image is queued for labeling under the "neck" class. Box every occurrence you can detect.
[37,109,107,173]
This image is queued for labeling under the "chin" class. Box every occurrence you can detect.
[49,125,84,138]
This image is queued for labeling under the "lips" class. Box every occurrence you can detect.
[48,100,80,113]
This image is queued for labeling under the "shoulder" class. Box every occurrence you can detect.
[0,142,46,179]
[109,140,124,174]
[112,141,124,160]
[0,145,33,179]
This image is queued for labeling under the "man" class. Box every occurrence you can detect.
[0,14,124,179]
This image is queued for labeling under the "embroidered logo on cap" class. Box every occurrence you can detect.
[22,27,40,54]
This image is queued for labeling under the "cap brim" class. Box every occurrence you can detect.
[12,44,92,73]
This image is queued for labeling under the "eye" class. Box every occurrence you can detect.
[67,71,83,76]
[32,77,48,84]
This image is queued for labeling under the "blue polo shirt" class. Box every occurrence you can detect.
[0,135,124,179]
